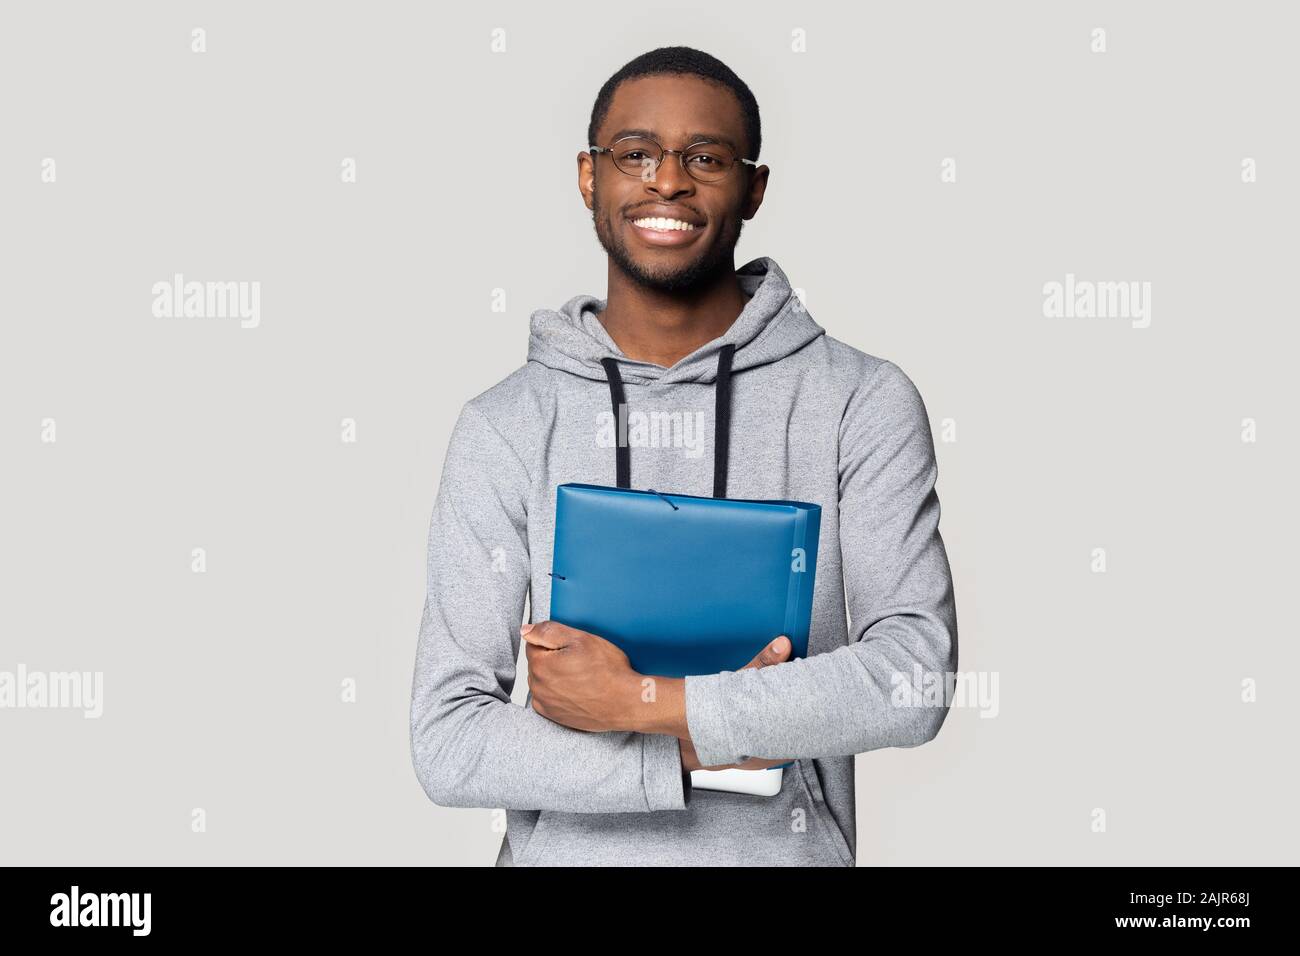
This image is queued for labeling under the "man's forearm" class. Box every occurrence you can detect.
[614,675,714,772]
[624,675,690,738]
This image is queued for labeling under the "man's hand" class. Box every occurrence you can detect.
[521,621,642,732]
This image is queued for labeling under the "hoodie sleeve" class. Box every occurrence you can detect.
[410,402,690,813]
[683,360,958,767]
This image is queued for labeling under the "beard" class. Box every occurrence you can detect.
[591,179,745,294]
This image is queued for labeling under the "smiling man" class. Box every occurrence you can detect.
[410,46,958,867]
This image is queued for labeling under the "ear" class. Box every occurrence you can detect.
[578,151,596,211]
[741,164,770,220]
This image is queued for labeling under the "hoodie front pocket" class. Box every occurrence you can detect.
[512,812,553,866]
[794,760,855,866]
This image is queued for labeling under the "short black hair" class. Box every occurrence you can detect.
[587,46,761,161]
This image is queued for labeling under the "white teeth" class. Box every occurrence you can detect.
[632,217,696,231]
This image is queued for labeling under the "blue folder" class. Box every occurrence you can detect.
[548,482,821,771]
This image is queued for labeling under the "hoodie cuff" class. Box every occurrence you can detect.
[684,673,745,767]
[642,733,690,810]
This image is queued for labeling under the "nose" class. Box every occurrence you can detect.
[644,151,695,200]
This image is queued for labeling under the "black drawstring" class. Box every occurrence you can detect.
[713,343,735,499]
[599,356,631,490]
[600,343,736,499]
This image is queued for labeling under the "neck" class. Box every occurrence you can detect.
[598,258,750,369]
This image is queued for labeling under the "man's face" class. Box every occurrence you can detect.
[580,74,768,294]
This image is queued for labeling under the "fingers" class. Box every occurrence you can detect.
[763,636,792,663]
[741,635,792,670]
[520,620,569,650]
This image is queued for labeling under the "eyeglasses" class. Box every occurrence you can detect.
[588,135,756,184]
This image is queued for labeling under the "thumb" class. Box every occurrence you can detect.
[742,636,792,670]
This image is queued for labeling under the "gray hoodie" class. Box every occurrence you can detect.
[410,256,958,866]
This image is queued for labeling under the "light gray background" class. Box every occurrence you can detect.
[2,0,1296,865]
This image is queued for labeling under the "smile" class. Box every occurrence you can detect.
[630,217,697,231]
[627,216,703,247]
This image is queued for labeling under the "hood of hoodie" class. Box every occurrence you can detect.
[526,256,825,386]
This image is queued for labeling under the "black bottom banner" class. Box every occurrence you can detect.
[0,865,1280,942]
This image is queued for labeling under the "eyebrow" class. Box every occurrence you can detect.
[607,128,744,156]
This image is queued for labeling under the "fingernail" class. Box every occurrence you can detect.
[520,623,534,634]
